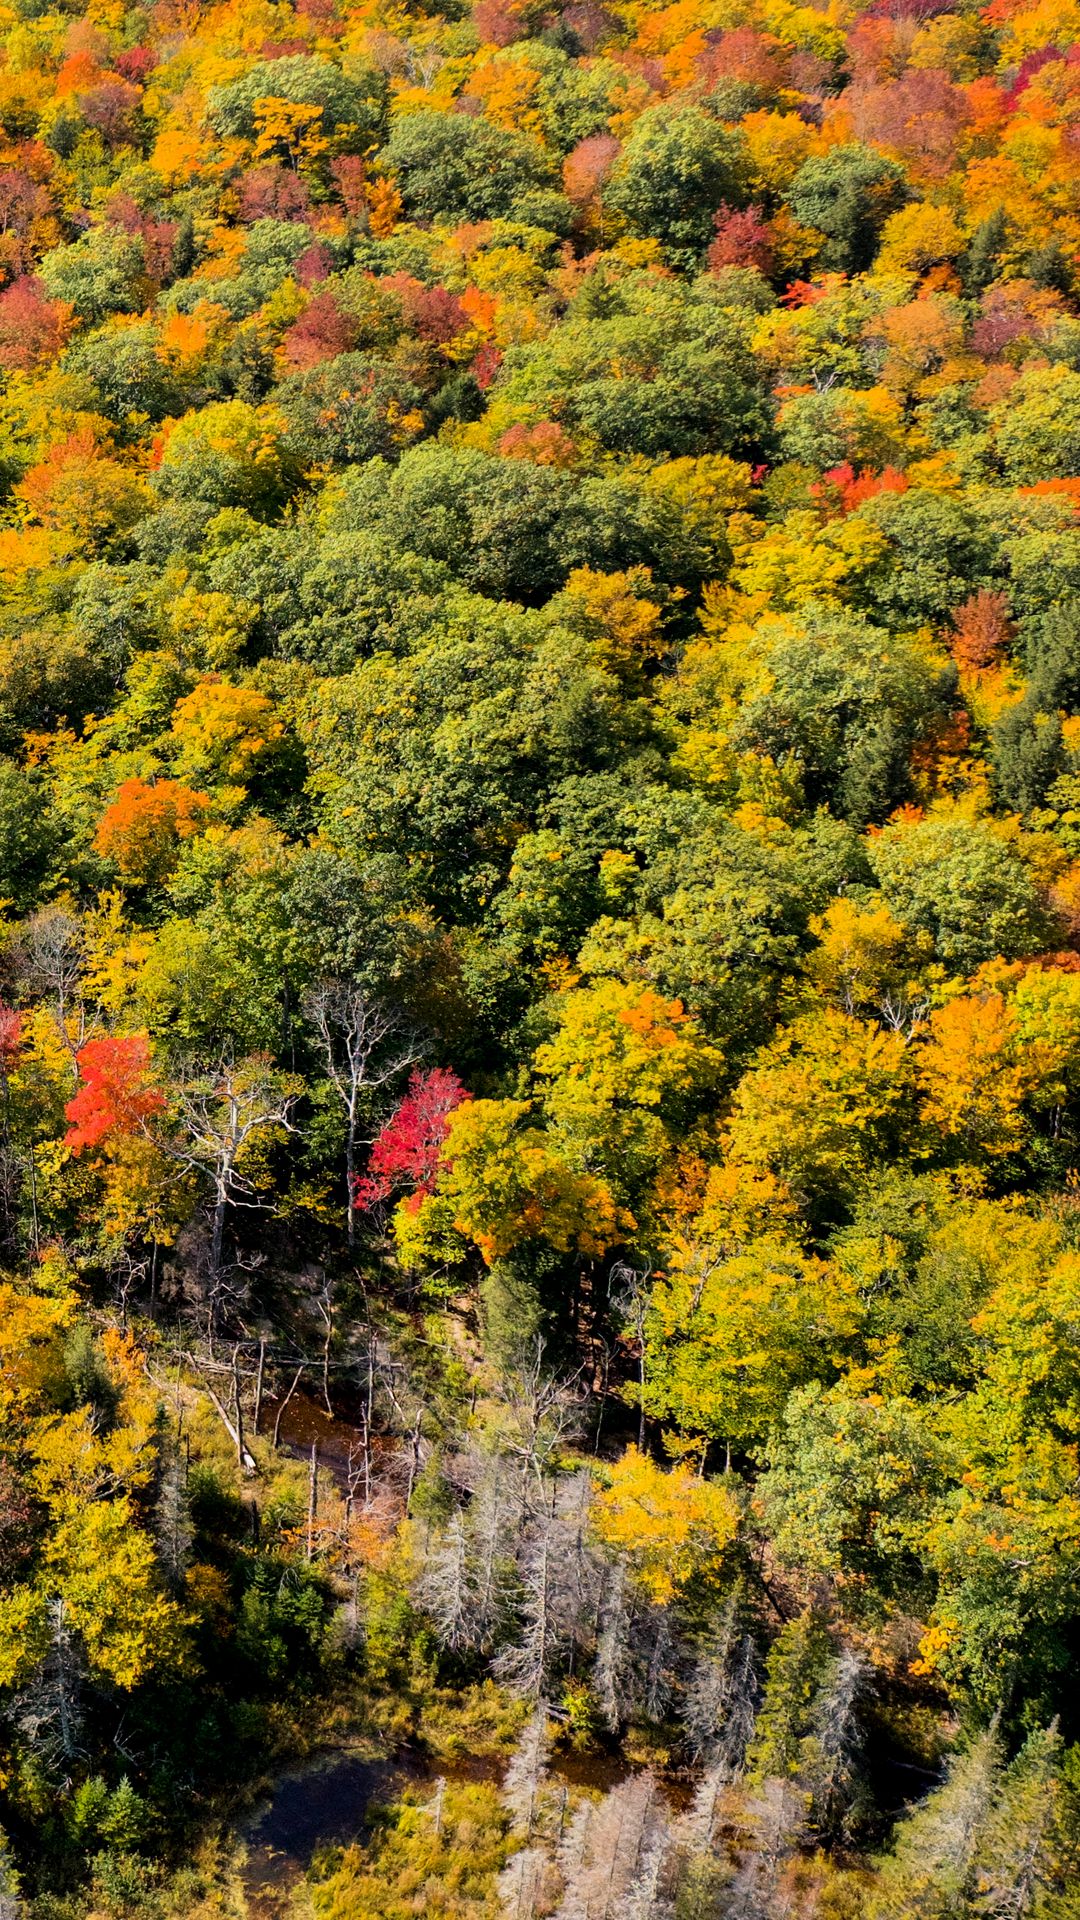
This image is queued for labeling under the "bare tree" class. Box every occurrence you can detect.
[494,1466,604,1699]
[13,909,85,1073]
[805,1644,871,1841]
[494,1490,568,1698]
[555,1468,603,1676]
[495,1339,587,1507]
[682,1604,759,1776]
[502,1705,553,1839]
[302,981,416,1245]
[593,1559,635,1733]
[16,1598,85,1778]
[415,1509,486,1653]
[552,1773,672,1920]
[468,1458,517,1642]
[723,1777,809,1920]
[162,1057,299,1334]
[498,1846,551,1920]
[154,1437,192,1591]
[609,1261,652,1449]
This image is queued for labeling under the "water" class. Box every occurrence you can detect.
[239,1735,650,1911]
[241,1750,395,1909]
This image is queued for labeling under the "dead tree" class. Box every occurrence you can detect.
[302,981,416,1245]
[161,1057,299,1336]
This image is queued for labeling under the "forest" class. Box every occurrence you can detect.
[1,0,1080,1906]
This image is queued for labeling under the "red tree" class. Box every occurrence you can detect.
[280,291,358,371]
[354,1068,467,1212]
[0,1005,22,1081]
[0,278,70,372]
[563,133,620,208]
[65,1035,165,1156]
[239,164,311,224]
[708,204,774,277]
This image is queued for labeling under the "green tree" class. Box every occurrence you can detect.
[787,144,907,272]
[605,106,748,256]
[760,1382,939,1605]
[206,55,386,149]
[39,229,145,326]
[868,815,1053,975]
[866,1730,1001,1920]
[994,364,1080,484]
[379,109,556,223]
[155,400,304,518]
[0,760,57,911]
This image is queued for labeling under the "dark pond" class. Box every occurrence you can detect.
[241,1750,396,1910]
[240,1741,647,1904]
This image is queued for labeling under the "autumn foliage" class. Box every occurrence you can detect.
[93,777,210,882]
[65,1034,165,1155]
[2,0,1080,1897]
[353,1067,466,1211]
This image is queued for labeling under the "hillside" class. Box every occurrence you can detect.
[1,0,1080,1910]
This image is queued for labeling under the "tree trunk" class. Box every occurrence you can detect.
[306,1441,319,1562]
[253,1335,266,1435]
[345,1115,356,1248]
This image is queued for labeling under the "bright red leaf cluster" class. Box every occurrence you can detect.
[65,1034,165,1156]
[353,1068,467,1212]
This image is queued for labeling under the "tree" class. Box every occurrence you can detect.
[0,761,57,912]
[400,1098,626,1270]
[868,816,1054,975]
[93,777,209,885]
[643,1230,859,1448]
[354,1066,463,1219]
[759,1382,939,1603]
[38,228,144,325]
[533,979,723,1202]
[0,276,71,372]
[591,1448,738,1605]
[724,1008,911,1215]
[994,365,1080,485]
[206,55,385,151]
[787,144,907,272]
[155,401,303,517]
[277,354,425,468]
[746,1613,832,1785]
[164,1058,300,1330]
[730,607,948,822]
[916,990,1030,1160]
[379,109,556,223]
[971,1725,1076,1918]
[550,1772,673,1920]
[866,1730,1001,1920]
[304,984,420,1243]
[65,1033,165,1156]
[605,107,748,256]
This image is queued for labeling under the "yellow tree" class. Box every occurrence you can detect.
[916,990,1030,1159]
[533,979,723,1202]
[395,1097,629,1270]
[724,1008,912,1212]
[592,1446,739,1603]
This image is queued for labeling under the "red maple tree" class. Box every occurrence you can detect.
[353,1068,467,1212]
[65,1035,165,1156]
